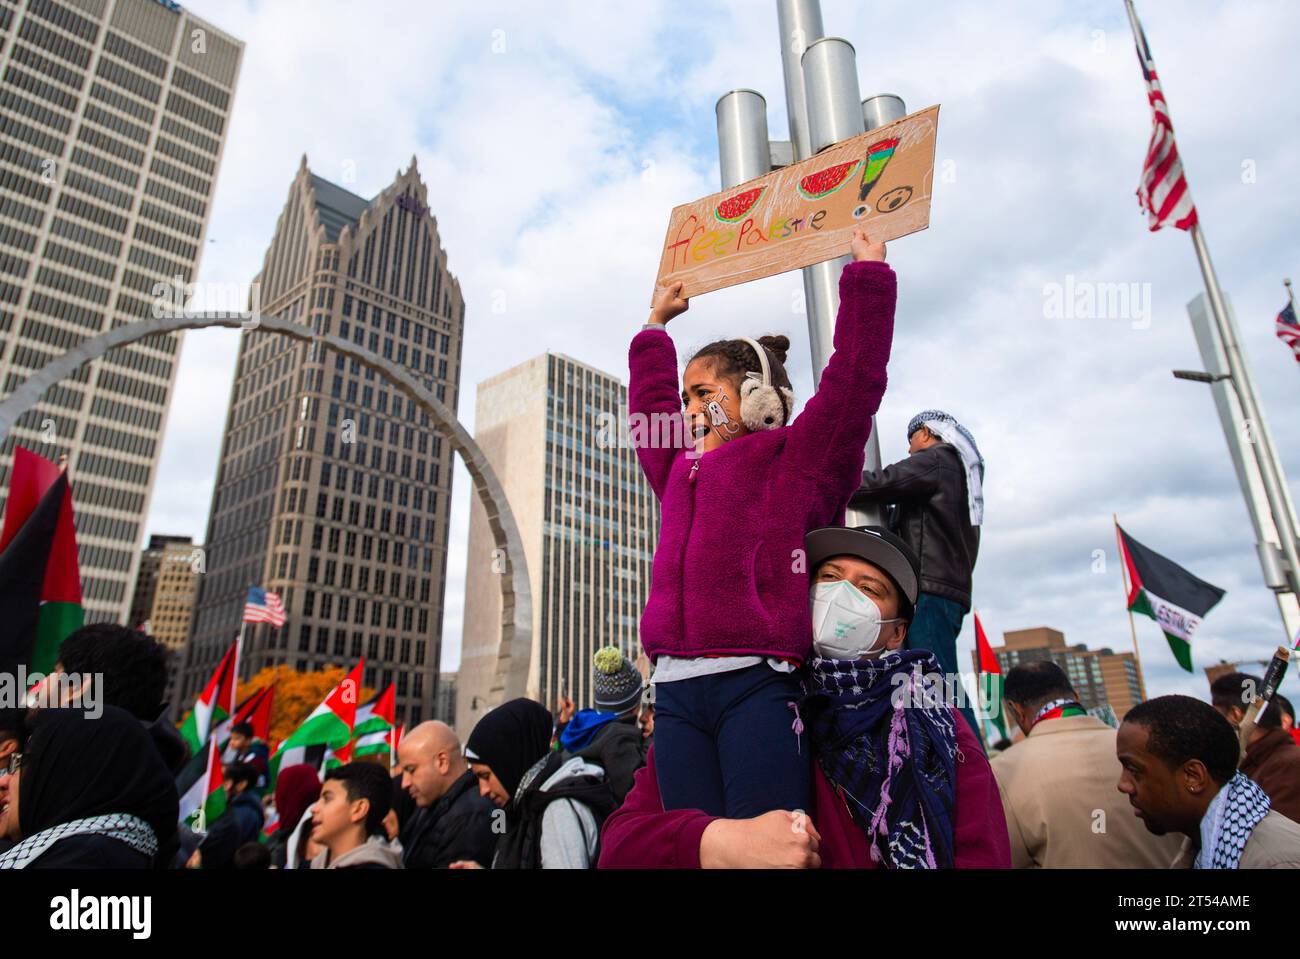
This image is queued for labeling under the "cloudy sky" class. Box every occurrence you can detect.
[148,0,1300,703]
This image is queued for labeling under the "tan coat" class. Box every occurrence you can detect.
[1171,809,1300,869]
[990,715,1183,868]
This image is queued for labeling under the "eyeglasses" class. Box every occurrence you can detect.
[2,753,20,776]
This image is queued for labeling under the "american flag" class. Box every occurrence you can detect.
[243,586,286,627]
[1129,2,1198,232]
[1277,302,1300,364]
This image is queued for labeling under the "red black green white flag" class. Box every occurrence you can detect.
[352,683,395,738]
[179,736,227,830]
[1117,522,1225,673]
[0,447,83,677]
[974,613,1007,742]
[213,684,274,750]
[269,659,364,783]
[179,638,241,755]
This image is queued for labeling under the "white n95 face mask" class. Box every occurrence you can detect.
[810,580,902,660]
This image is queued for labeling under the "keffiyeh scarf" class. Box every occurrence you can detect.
[0,813,157,869]
[1194,772,1271,870]
[800,650,958,868]
[907,410,984,526]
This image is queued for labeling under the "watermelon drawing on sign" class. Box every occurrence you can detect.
[858,137,899,202]
[798,160,861,200]
[715,186,765,223]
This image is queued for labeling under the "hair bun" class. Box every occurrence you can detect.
[757,334,790,366]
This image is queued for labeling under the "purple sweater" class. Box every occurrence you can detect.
[629,260,897,662]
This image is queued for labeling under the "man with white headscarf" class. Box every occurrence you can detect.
[850,410,984,743]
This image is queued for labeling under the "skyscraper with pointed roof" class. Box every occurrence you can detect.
[180,156,463,727]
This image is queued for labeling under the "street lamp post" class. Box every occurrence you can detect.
[715,0,906,526]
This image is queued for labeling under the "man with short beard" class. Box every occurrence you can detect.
[398,721,497,868]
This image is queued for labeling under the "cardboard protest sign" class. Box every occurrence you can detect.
[655,104,939,299]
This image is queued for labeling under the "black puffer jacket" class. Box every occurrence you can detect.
[400,768,498,869]
[850,442,979,609]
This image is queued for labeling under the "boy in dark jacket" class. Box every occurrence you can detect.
[198,762,264,868]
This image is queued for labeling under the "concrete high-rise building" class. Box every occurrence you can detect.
[0,0,242,625]
[456,353,658,736]
[435,670,455,724]
[975,626,1147,726]
[127,530,189,630]
[181,158,463,728]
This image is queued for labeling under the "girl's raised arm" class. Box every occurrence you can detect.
[783,229,897,502]
[628,282,689,499]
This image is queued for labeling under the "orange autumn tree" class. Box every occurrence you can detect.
[236,665,374,749]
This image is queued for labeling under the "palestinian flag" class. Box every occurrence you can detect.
[352,726,393,761]
[974,613,1007,742]
[261,812,281,842]
[213,685,274,751]
[0,448,83,676]
[1117,522,1225,673]
[179,737,227,831]
[324,739,354,771]
[269,660,364,782]
[180,638,241,756]
[353,684,395,737]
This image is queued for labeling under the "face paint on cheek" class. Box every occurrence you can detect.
[706,390,742,440]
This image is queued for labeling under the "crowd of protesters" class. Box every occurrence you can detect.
[2,234,1298,869]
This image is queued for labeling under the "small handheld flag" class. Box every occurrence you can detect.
[974,613,1007,742]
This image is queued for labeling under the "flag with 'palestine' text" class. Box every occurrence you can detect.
[1117,523,1224,672]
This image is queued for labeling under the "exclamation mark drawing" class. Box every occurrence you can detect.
[857,137,899,203]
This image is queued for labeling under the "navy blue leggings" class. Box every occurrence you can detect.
[653,664,811,818]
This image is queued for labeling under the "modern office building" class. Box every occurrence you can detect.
[456,353,659,736]
[0,0,242,624]
[128,527,193,639]
[180,157,464,728]
[435,669,455,724]
[975,626,1147,726]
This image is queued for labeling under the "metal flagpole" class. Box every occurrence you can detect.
[1185,224,1300,600]
[715,3,914,528]
[1124,1,1300,629]
[1113,516,1145,687]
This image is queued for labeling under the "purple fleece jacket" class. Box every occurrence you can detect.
[629,259,897,662]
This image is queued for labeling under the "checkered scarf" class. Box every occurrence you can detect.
[0,814,157,869]
[1195,772,1271,870]
[800,650,958,868]
[906,410,984,526]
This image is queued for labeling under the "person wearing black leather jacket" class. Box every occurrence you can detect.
[850,410,984,742]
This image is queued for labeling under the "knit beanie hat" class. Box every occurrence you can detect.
[593,647,645,714]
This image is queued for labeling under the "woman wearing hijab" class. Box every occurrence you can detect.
[454,698,615,869]
[268,764,321,869]
[0,705,178,869]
